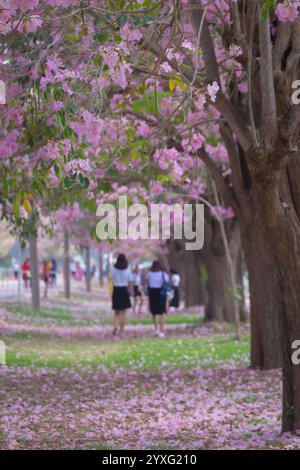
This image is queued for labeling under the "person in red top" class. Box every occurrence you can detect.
[21,258,30,289]
[42,260,52,299]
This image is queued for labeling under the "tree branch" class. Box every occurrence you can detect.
[197,147,238,212]
[258,0,277,146]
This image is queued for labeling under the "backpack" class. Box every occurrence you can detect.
[160,272,174,302]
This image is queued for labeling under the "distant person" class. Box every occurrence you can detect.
[132,267,143,315]
[141,268,149,296]
[111,254,132,336]
[170,268,181,311]
[70,260,76,279]
[21,258,30,288]
[12,258,19,280]
[148,261,169,338]
[91,264,96,279]
[42,260,52,298]
[75,262,83,281]
[50,258,57,286]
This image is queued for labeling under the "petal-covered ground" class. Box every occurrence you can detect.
[0,287,299,450]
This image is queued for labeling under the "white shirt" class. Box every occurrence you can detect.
[148,271,169,288]
[133,273,141,286]
[171,274,180,287]
[70,262,76,271]
[112,267,132,287]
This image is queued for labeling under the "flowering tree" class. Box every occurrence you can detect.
[2,0,300,432]
[119,0,300,431]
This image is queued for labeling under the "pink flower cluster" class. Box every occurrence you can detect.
[210,205,235,220]
[276,1,299,22]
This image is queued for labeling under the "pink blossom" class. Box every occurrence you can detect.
[137,122,151,138]
[160,62,172,73]
[229,44,242,57]
[276,2,299,22]
[207,81,220,102]
[120,23,142,42]
[14,15,43,33]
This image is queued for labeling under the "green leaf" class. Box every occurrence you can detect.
[169,79,176,91]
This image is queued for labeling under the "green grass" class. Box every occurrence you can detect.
[4,303,73,321]
[128,314,201,326]
[4,335,250,370]
[3,303,202,328]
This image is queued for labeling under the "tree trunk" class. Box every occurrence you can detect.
[99,248,104,288]
[85,246,91,292]
[167,239,206,308]
[236,251,247,322]
[63,230,71,299]
[253,169,300,432]
[29,236,40,310]
[203,216,242,324]
[240,215,282,370]
[182,250,205,307]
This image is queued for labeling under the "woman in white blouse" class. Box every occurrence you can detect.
[111,254,132,336]
[148,260,169,337]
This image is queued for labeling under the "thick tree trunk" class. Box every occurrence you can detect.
[29,236,40,310]
[204,247,231,322]
[252,170,300,431]
[182,250,205,307]
[63,231,71,299]
[240,221,282,370]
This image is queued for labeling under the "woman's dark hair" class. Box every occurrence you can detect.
[114,254,128,270]
[170,268,178,275]
[150,260,162,272]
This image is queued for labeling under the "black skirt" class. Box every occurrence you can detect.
[112,286,131,310]
[133,285,142,297]
[170,286,180,308]
[149,287,166,315]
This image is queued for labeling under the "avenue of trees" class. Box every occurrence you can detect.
[1,0,300,432]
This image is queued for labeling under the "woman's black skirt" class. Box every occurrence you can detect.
[133,285,142,297]
[149,287,166,315]
[112,286,131,310]
[170,286,180,308]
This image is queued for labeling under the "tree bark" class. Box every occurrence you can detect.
[182,250,205,307]
[63,230,71,299]
[203,215,243,324]
[29,236,40,310]
[241,220,282,370]
[251,164,300,431]
[167,239,206,308]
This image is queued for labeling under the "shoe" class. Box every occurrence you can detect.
[154,330,160,337]
[158,332,165,338]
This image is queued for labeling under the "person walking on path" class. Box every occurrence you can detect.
[169,268,181,311]
[111,254,132,336]
[21,258,30,289]
[132,267,143,315]
[50,258,57,286]
[42,260,52,299]
[148,261,169,338]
